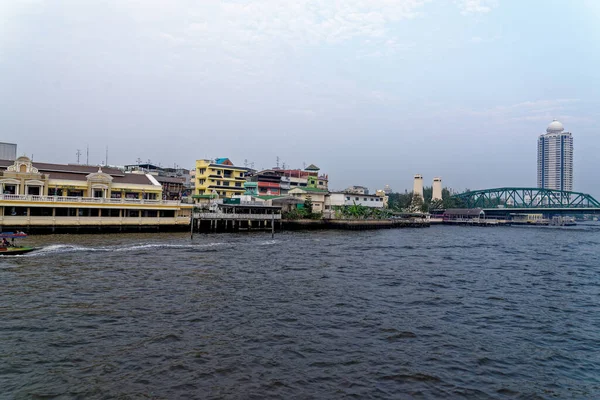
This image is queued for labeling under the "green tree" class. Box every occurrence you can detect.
[303,197,313,214]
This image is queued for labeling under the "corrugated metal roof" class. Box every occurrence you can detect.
[0,159,156,185]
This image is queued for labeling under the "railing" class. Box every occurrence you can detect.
[0,194,183,206]
[0,215,191,226]
[195,212,281,220]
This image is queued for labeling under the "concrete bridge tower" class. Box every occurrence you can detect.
[413,174,424,199]
[432,177,442,201]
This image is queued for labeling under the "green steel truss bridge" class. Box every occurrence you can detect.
[451,187,600,215]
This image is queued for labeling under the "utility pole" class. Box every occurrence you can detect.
[76,149,82,164]
[271,212,275,239]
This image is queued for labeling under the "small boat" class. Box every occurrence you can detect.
[0,232,36,255]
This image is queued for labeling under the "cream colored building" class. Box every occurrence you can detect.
[288,187,328,213]
[0,156,191,230]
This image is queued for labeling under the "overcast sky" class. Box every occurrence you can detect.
[1,0,599,195]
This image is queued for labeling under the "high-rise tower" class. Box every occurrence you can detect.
[537,120,573,191]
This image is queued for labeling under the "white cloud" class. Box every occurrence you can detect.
[448,99,591,125]
[180,0,431,47]
[456,0,498,15]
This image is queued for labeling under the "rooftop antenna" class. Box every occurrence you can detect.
[136,157,142,165]
[276,156,280,168]
[76,149,82,164]
[105,146,108,166]
[244,159,248,167]
[303,161,306,169]
[86,145,89,165]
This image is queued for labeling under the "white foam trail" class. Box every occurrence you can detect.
[26,242,225,256]
[258,240,279,245]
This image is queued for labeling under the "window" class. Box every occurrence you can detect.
[29,207,52,216]
[355,197,359,200]
[198,168,206,174]
[8,207,27,216]
[27,186,41,195]
[4,184,17,194]
[235,182,242,187]
[125,209,139,217]
[346,196,350,200]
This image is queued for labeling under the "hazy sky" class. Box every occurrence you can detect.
[2,0,599,195]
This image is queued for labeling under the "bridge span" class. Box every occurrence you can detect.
[450,187,600,216]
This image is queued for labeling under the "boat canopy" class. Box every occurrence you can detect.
[0,232,28,239]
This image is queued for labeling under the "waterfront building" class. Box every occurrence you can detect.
[288,187,329,213]
[327,192,385,209]
[193,158,251,200]
[537,120,573,191]
[123,163,162,174]
[245,169,287,196]
[0,156,191,231]
[124,163,191,196]
[344,186,369,195]
[375,189,389,208]
[280,164,328,191]
[155,175,186,200]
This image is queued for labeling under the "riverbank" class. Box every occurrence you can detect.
[283,218,429,230]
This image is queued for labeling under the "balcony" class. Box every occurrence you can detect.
[0,194,185,206]
[194,212,281,220]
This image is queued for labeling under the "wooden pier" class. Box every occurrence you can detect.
[192,204,281,233]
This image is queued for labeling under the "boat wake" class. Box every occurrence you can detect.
[27,242,226,256]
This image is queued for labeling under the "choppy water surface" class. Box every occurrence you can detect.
[2,225,600,399]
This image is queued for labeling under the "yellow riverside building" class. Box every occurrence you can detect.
[193,158,251,200]
[0,156,192,232]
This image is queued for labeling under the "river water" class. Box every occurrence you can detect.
[2,224,600,399]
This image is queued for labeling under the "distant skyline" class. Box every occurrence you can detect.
[1,1,599,196]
